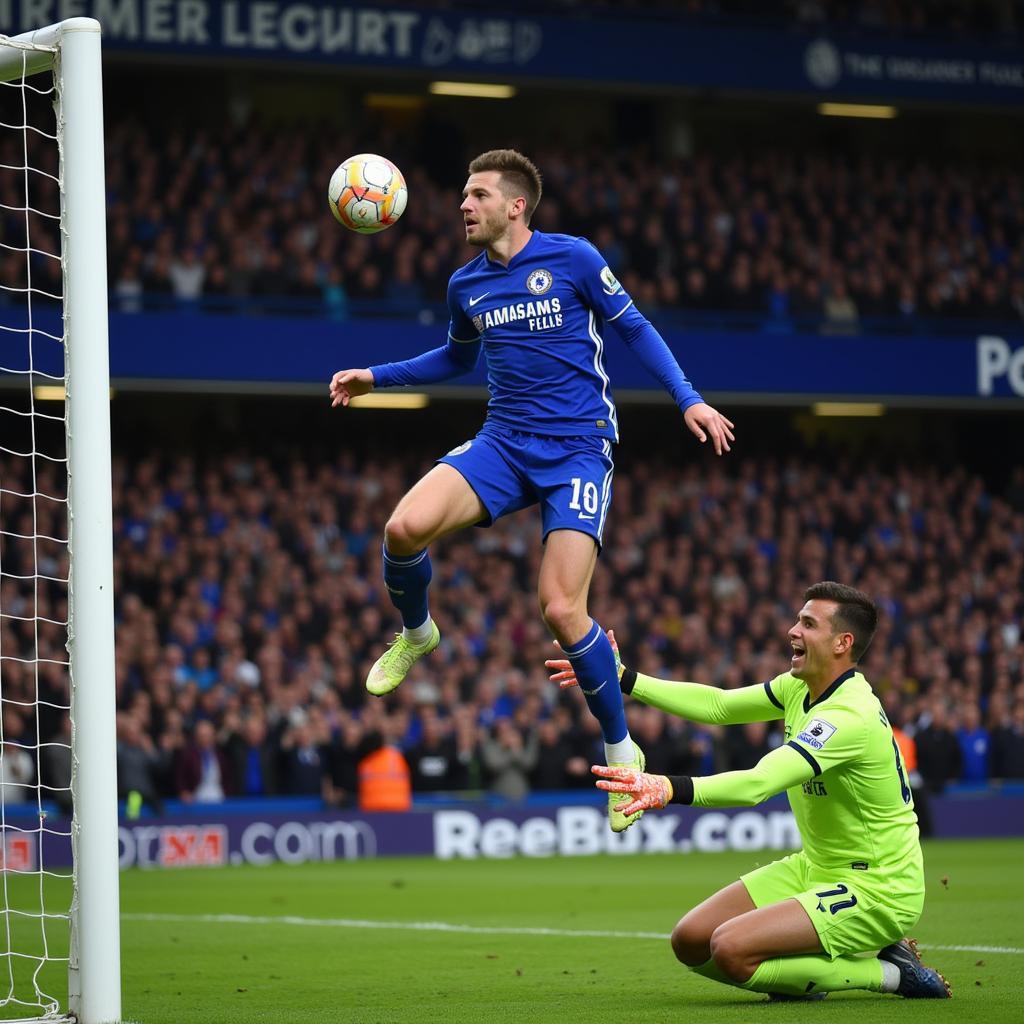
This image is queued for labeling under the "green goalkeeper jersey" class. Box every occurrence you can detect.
[632,668,922,887]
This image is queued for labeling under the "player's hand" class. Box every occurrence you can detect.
[545,629,621,688]
[592,765,672,816]
[330,368,375,408]
[683,402,735,455]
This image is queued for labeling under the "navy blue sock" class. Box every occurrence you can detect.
[563,620,628,744]
[382,545,432,630]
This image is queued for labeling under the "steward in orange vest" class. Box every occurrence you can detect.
[357,744,412,811]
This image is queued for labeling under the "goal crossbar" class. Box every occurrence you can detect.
[0,20,94,80]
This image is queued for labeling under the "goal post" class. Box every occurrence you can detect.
[0,18,121,1024]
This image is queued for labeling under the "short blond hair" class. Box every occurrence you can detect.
[468,149,543,222]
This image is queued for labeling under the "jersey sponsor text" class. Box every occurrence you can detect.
[477,297,563,332]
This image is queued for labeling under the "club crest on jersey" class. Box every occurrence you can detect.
[526,268,553,295]
[600,265,623,296]
[797,718,837,750]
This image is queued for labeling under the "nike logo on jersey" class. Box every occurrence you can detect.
[468,292,491,306]
[580,681,607,696]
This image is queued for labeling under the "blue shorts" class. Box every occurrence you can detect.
[437,427,614,548]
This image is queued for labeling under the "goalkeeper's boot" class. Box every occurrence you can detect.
[878,939,952,999]
[607,742,646,833]
[365,622,441,697]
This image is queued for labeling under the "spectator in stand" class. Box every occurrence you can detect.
[116,712,166,816]
[226,715,279,797]
[175,719,232,804]
[724,720,775,772]
[113,246,145,314]
[281,719,327,796]
[406,713,463,792]
[991,702,1024,780]
[915,704,963,794]
[356,718,412,812]
[481,719,538,801]
[41,715,73,816]
[955,703,991,783]
[323,716,364,808]
[531,718,576,790]
[822,276,859,335]
[451,705,483,791]
[288,258,325,311]
[168,247,205,303]
[0,729,34,806]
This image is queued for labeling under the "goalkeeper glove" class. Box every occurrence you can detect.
[592,765,671,816]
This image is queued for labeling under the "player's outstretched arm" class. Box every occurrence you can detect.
[546,629,782,725]
[330,368,374,408]
[593,744,814,815]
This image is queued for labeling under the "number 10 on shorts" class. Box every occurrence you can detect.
[569,477,599,517]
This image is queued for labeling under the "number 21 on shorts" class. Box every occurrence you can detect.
[568,477,599,519]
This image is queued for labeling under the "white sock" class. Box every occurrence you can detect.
[604,736,636,765]
[402,617,434,646]
[879,960,902,993]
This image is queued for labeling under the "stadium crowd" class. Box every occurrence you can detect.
[1,444,1022,814]
[5,120,1024,333]
[98,129,1024,331]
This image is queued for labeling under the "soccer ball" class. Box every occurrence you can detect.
[328,154,408,234]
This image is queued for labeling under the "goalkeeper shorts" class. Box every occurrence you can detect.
[741,850,925,959]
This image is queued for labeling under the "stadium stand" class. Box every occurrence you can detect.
[6,440,1019,806]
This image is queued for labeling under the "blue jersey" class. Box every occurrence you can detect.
[369,230,703,442]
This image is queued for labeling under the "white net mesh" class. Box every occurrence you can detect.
[0,36,74,1023]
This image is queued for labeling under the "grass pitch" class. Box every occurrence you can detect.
[5,838,1022,1022]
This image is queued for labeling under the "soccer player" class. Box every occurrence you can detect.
[546,581,951,999]
[329,149,734,832]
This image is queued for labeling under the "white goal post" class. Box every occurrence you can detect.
[0,18,121,1024]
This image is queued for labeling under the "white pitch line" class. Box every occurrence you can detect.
[121,913,1023,954]
[923,944,1023,955]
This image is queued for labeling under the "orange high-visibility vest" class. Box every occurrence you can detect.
[357,746,411,811]
[893,726,918,774]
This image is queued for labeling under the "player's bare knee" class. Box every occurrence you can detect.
[670,919,710,966]
[384,513,427,555]
[538,595,577,638]
[709,925,754,983]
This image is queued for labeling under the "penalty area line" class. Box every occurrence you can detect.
[120,913,1023,954]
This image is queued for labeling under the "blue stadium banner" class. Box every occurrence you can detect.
[3,310,1024,403]
[3,1,1024,103]
[110,318,1024,404]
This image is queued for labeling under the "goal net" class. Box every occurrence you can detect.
[0,20,120,1024]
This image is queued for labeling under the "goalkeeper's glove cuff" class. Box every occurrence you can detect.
[620,667,637,695]
[665,775,695,805]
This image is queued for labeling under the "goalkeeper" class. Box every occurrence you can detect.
[546,581,951,1001]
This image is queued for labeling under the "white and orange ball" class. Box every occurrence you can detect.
[328,154,407,234]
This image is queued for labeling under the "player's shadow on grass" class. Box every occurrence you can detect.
[662,990,874,1009]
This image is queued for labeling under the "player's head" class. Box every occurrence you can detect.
[462,149,542,246]
[789,581,878,682]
